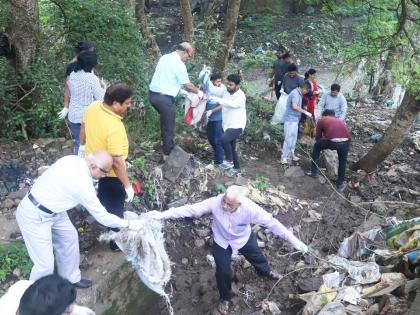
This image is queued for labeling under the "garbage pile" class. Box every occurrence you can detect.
[295,217,420,314]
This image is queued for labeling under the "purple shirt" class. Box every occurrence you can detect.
[162,194,304,252]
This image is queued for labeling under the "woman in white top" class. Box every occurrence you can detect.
[58,51,105,154]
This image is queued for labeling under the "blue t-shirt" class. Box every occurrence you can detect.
[284,88,303,122]
[206,100,222,121]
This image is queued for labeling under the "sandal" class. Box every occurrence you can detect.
[217,300,230,315]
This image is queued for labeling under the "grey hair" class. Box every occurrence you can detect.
[86,153,102,169]
[225,185,249,203]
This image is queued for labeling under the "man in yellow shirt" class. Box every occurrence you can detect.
[80,83,134,251]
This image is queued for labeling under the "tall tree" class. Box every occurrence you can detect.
[135,0,161,59]
[5,0,39,71]
[180,0,194,42]
[214,0,241,73]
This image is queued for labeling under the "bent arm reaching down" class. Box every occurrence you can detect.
[162,197,214,220]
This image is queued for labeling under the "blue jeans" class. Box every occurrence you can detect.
[68,122,81,155]
[311,139,350,186]
[206,120,224,165]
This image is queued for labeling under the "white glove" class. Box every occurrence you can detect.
[125,186,134,202]
[58,107,69,119]
[304,111,312,118]
[197,90,204,99]
[295,242,309,253]
[77,145,85,158]
[206,110,213,119]
[143,210,164,220]
[128,219,145,230]
[70,305,95,315]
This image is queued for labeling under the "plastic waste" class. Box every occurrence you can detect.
[329,255,381,284]
[318,301,346,315]
[271,92,288,124]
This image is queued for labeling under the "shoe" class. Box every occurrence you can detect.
[292,154,300,162]
[280,158,288,165]
[227,168,240,178]
[337,183,346,192]
[268,270,282,280]
[109,240,120,252]
[219,160,234,170]
[217,300,230,315]
[73,278,92,289]
[306,171,318,178]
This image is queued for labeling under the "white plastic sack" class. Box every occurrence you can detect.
[99,211,173,313]
[329,255,380,285]
[271,92,288,124]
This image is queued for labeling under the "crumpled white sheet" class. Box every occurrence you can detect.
[99,211,173,313]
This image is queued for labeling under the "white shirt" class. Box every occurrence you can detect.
[221,88,247,131]
[149,52,190,97]
[68,70,105,124]
[30,155,127,228]
[208,81,226,98]
[0,280,32,315]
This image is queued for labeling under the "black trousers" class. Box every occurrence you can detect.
[221,128,242,170]
[149,90,176,155]
[212,233,270,301]
[274,80,282,100]
[98,177,125,231]
[311,139,350,186]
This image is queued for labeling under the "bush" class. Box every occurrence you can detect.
[0,0,148,139]
[0,241,33,284]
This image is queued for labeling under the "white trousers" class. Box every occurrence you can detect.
[16,196,81,283]
[281,121,299,160]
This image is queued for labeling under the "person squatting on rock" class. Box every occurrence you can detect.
[281,82,312,164]
[58,50,105,154]
[309,109,351,192]
[145,185,309,315]
[210,74,246,177]
[0,275,95,315]
[148,42,203,159]
[316,83,347,121]
[15,150,145,290]
[205,72,226,166]
[80,83,135,251]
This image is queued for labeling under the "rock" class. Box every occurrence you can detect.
[350,196,362,203]
[371,197,387,214]
[297,276,322,292]
[0,182,8,197]
[304,6,315,15]
[194,239,206,248]
[284,166,305,178]
[2,198,15,209]
[405,279,420,295]
[206,254,216,268]
[167,197,188,208]
[321,149,338,180]
[195,228,210,238]
[234,176,249,186]
[243,260,251,268]
[181,258,189,265]
[162,145,190,182]
[7,188,29,200]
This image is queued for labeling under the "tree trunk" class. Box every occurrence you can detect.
[5,0,39,71]
[350,90,420,172]
[180,0,194,42]
[126,0,136,15]
[213,0,241,73]
[135,0,161,59]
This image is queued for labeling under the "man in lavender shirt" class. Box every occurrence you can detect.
[146,185,309,315]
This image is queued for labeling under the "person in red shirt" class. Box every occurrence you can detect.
[309,109,351,192]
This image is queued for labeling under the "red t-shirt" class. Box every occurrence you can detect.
[315,116,351,140]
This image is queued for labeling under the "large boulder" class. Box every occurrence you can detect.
[321,149,338,180]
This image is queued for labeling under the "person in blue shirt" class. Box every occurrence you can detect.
[205,73,226,165]
[149,42,202,159]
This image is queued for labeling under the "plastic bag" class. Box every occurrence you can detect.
[329,255,380,285]
[318,301,346,315]
[271,92,288,124]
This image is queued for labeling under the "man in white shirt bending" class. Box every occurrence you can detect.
[211,74,247,177]
[16,150,145,289]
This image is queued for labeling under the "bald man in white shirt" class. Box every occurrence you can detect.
[16,150,144,289]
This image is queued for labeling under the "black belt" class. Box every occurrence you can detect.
[28,193,55,215]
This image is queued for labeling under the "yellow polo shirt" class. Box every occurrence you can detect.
[83,100,128,177]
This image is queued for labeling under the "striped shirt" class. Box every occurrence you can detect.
[68,70,105,123]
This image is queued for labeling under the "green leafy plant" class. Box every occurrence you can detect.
[253,173,270,191]
[0,241,33,283]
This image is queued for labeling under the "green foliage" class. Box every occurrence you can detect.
[0,241,33,283]
[132,157,157,202]
[0,0,147,139]
[215,183,227,194]
[253,173,270,191]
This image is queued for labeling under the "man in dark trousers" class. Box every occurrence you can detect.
[148,42,202,160]
[309,109,351,192]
